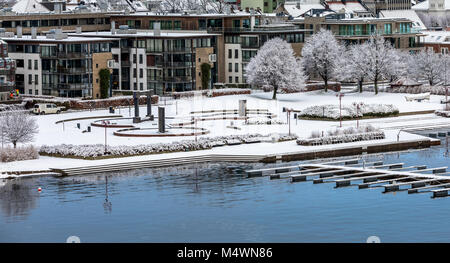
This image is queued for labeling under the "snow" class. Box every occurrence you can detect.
[283,3,325,17]
[1,90,449,173]
[12,0,48,14]
[380,10,427,30]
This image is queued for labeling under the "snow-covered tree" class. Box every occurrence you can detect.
[301,29,343,92]
[245,37,306,100]
[411,49,446,86]
[363,35,399,94]
[335,42,371,93]
[0,112,38,148]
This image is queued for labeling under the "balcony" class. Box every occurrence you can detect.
[163,76,193,83]
[41,52,92,59]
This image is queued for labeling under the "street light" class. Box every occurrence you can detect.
[102,120,110,154]
[336,93,345,128]
[283,107,294,136]
[352,102,364,129]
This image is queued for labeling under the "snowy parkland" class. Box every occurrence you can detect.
[0,89,448,176]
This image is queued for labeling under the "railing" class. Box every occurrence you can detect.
[41,52,92,59]
[336,28,422,37]
[163,76,193,83]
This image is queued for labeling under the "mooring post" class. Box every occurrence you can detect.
[158,106,165,133]
[133,92,141,123]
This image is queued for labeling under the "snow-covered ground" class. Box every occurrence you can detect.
[0,90,448,173]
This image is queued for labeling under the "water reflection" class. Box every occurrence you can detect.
[103,176,112,214]
[0,179,39,221]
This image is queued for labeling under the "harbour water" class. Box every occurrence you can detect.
[1,131,449,243]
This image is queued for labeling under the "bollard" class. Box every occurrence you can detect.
[158,106,165,133]
[133,92,140,123]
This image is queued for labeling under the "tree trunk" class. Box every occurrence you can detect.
[358,79,363,93]
[324,78,328,92]
[429,79,433,86]
[13,141,16,149]
[272,87,277,100]
[374,78,378,95]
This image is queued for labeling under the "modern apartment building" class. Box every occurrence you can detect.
[294,15,424,51]
[0,40,16,100]
[2,29,115,97]
[70,24,219,95]
[360,0,411,14]
[221,23,311,85]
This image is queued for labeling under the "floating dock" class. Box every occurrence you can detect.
[246,158,450,199]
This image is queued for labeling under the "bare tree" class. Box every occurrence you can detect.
[0,111,38,148]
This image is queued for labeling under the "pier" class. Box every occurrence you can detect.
[246,158,450,199]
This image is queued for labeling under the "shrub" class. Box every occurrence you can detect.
[0,146,39,162]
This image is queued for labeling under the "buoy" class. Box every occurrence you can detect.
[38,187,42,192]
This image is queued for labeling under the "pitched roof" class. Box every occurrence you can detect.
[380,10,427,30]
[12,0,49,13]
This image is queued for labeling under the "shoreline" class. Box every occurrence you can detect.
[0,131,441,178]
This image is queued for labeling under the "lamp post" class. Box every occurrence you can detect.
[352,102,364,129]
[102,120,109,154]
[336,93,345,128]
[283,107,293,136]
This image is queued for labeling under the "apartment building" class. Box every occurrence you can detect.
[70,24,219,95]
[222,23,310,85]
[360,0,411,14]
[0,40,15,100]
[294,15,424,51]
[2,29,115,97]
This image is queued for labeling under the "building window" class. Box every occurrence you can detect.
[139,68,143,78]
[96,78,99,83]
[228,63,232,72]
[235,49,238,59]
[235,63,239,73]
[133,82,137,90]
[133,54,136,63]
[34,60,38,70]
[28,74,32,84]
[140,83,143,90]
[96,64,98,68]
[35,74,38,85]
[28,59,32,70]
[442,48,449,54]
[133,68,136,78]
[235,77,239,83]
[16,59,24,68]
[229,76,232,83]
[228,49,232,59]
[139,54,143,64]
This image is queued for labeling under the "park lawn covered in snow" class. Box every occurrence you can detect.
[4,90,446,149]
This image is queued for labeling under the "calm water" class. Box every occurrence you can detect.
[1,131,450,243]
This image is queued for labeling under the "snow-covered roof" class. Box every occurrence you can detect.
[326,1,367,14]
[282,3,325,17]
[423,30,450,44]
[380,10,426,30]
[412,0,450,10]
[69,30,220,38]
[1,35,116,43]
[391,77,422,86]
[12,0,49,13]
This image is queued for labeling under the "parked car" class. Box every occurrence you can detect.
[33,103,65,115]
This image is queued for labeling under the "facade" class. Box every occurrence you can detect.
[2,30,115,97]
[423,30,450,54]
[221,23,310,85]
[0,40,16,100]
[361,0,412,14]
[71,26,219,95]
[240,0,279,13]
[412,0,450,17]
[294,16,424,51]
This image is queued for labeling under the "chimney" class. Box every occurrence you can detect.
[154,22,160,36]
[111,21,116,34]
[17,26,22,38]
[31,27,37,39]
[76,26,82,34]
